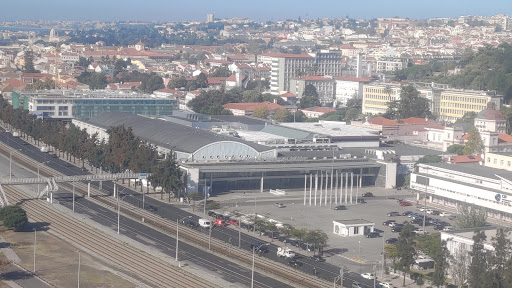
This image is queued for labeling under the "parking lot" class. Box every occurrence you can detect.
[210,186,457,274]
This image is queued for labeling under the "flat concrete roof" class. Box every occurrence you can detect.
[280,121,380,138]
[333,219,375,225]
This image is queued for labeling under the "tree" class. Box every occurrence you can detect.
[456,204,487,229]
[186,191,202,212]
[303,229,328,254]
[196,72,208,88]
[242,90,263,102]
[209,67,231,77]
[252,106,269,119]
[470,230,491,288]
[396,223,416,286]
[77,56,92,68]
[384,85,431,121]
[290,228,307,243]
[167,77,187,89]
[26,77,56,90]
[450,244,470,288]
[463,126,483,155]
[384,244,399,272]
[141,74,164,93]
[0,206,28,231]
[447,144,465,155]
[414,155,442,171]
[488,228,512,287]
[23,50,39,73]
[273,109,291,122]
[299,84,320,109]
[149,152,184,201]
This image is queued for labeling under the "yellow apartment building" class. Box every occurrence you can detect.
[362,83,401,115]
[439,90,501,123]
[484,152,512,171]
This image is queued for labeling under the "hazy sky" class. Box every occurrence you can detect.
[1,0,511,22]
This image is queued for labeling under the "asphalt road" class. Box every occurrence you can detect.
[0,131,377,288]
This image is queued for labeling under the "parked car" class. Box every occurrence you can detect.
[402,211,413,216]
[147,205,158,212]
[361,272,375,279]
[184,220,198,228]
[365,232,380,238]
[278,236,287,242]
[334,205,347,210]
[440,212,451,217]
[409,213,420,218]
[383,220,396,226]
[274,202,285,208]
[387,212,400,217]
[399,201,412,206]
[393,224,404,229]
[230,219,239,226]
[352,282,363,288]
[433,224,446,230]
[443,226,453,231]
[431,210,440,216]
[391,226,403,233]
[418,206,427,211]
[363,192,374,197]
[207,211,216,217]
[301,243,315,251]
[388,222,399,227]
[378,282,395,288]
[385,238,398,244]
[414,229,427,234]
[50,153,58,158]
[357,198,366,204]
[214,219,227,226]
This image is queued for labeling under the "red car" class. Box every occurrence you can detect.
[214,219,227,226]
[230,219,239,226]
[399,201,412,206]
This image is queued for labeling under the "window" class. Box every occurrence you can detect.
[494,158,497,164]
[501,160,504,166]
[508,161,511,167]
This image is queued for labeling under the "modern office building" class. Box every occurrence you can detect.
[12,90,178,120]
[263,52,315,95]
[411,163,512,222]
[334,76,372,107]
[362,83,401,114]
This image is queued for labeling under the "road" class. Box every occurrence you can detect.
[0,130,376,288]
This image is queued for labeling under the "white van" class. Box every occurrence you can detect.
[198,219,211,228]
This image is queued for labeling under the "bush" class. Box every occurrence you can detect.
[0,206,28,231]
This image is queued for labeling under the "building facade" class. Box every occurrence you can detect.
[335,76,372,107]
[289,76,336,105]
[362,83,401,115]
[439,90,502,123]
[265,52,315,95]
[484,152,512,171]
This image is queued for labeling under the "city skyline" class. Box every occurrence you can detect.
[1,0,511,22]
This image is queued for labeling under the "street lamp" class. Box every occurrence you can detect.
[251,243,269,288]
[77,250,81,288]
[117,189,127,234]
[37,161,50,197]
[176,216,192,262]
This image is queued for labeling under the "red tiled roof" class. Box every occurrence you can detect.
[4,78,25,88]
[206,77,229,85]
[402,117,429,125]
[223,102,285,112]
[225,74,247,82]
[155,88,184,94]
[205,59,233,64]
[368,117,400,126]
[280,92,296,97]
[461,134,470,140]
[477,108,505,121]
[498,134,512,143]
[334,76,373,82]
[448,155,483,164]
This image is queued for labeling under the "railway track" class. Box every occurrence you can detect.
[5,186,215,288]
[0,141,334,288]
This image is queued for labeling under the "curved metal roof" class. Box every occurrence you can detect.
[87,112,273,154]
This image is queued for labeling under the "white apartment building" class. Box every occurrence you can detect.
[425,126,464,151]
[263,52,315,95]
[25,92,74,118]
[335,76,372,107]
[60,52,79,63]
[289,76,336,105]
[411,163,512,222]
[376,58,405,72]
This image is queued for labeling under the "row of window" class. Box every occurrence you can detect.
[440,96,488,103]
[487,157,512,167]
[441,102,485,110]
[426,183,512,208]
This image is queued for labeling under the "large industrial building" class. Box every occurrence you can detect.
[73,111,399,195]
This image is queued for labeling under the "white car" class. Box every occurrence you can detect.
[440,212,451,217]
[361,272,375,280]
[379,282,395,288]
[414,229,427,234]
[426,209,434,214]
[418,207,426,211]
[443,226,452,231]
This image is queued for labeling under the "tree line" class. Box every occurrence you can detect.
[0,96,184,200]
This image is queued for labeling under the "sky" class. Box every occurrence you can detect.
[1,0,511,22]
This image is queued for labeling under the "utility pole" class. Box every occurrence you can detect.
[77,250,81,288]
[208,223,212,250]
[72,182,75,212]
[117,192,120,234]
[33,229,36,273]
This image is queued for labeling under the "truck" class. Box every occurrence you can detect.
[277,247,296,258]
[198,218,211,229]
[40,146,49,153]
